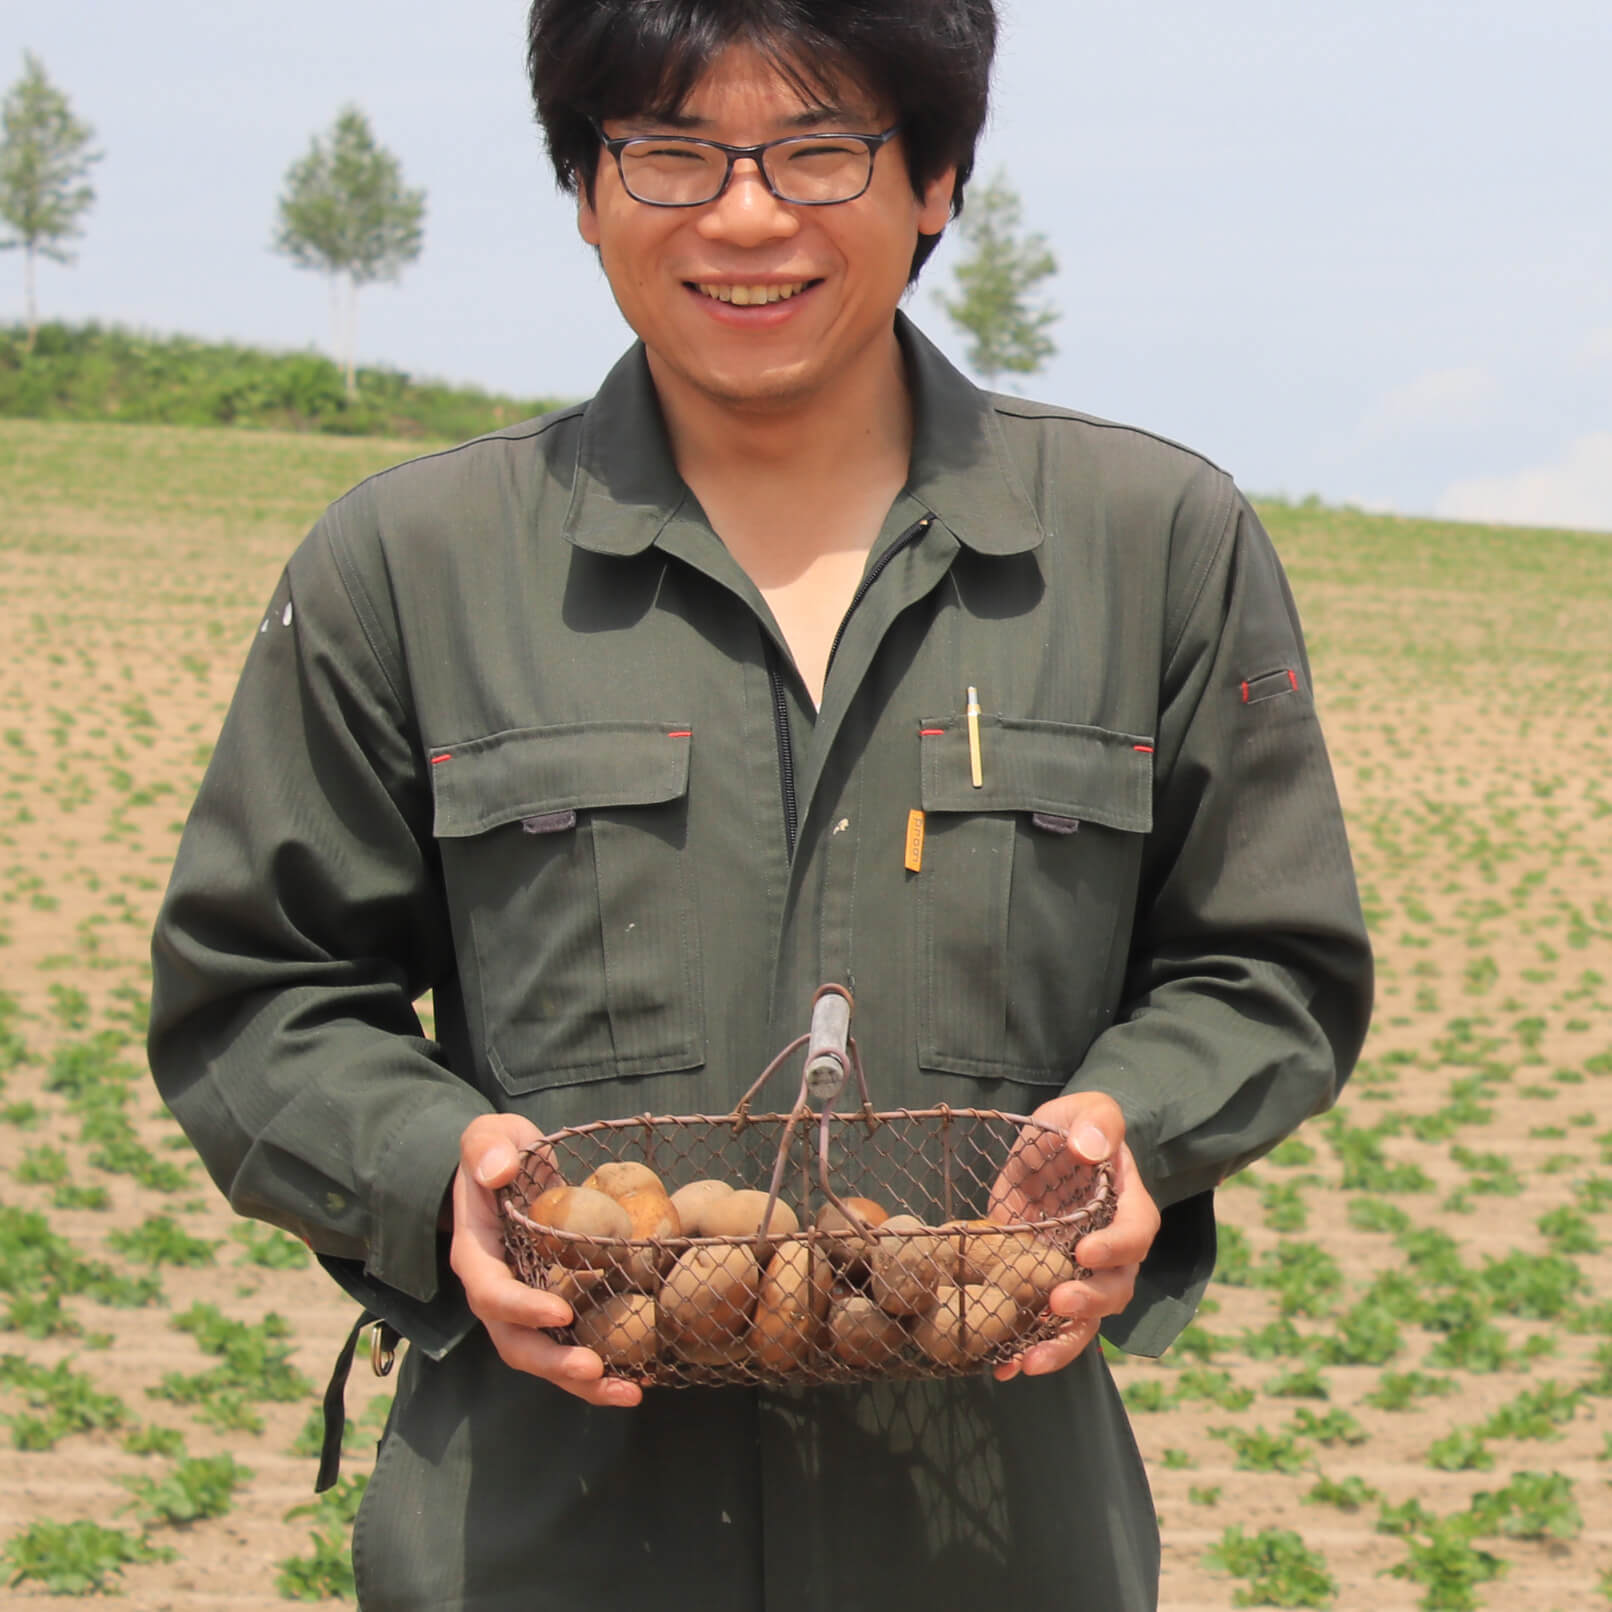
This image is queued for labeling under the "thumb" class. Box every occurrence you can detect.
[461,1112,543,1189]
[1060,1093,1124,1164]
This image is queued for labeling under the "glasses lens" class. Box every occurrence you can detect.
[764,136,874,203]
[618,139,728,205]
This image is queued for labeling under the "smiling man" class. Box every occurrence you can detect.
[148,3,1372,1609]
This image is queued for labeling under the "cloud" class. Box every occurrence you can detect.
[1583,327,1612,364]
[1434,433,1612,532]
[1356,366,1502,439]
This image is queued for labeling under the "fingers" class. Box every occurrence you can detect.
[483,1319,643,1409]
[450,1114,639,1407]
[1075,1143,1161,1271]
[992,1313,1102,1381]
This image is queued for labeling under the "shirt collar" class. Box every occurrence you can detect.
[562,311,1046,558]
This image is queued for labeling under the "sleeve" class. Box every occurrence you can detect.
[148,498,491,1354]
[1067,489,1374,1356]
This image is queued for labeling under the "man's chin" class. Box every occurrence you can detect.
[685,360,825,416]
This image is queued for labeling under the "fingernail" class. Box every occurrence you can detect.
[475,1145,515,1185]
[1074,1124,1110,1162]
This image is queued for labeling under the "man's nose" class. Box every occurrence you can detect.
[696,160,800,246]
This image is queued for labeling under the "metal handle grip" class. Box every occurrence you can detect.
[802,985,852,1103]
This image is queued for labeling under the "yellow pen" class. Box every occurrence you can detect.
[966,686,983,788]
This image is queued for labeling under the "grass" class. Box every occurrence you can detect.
[1,428,1610,1604]
[0,321,566,441]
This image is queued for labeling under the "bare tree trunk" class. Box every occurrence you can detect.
[23,244,37,355]
[344,275,358,400]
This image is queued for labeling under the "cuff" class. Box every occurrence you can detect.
[366,1089,489,1302]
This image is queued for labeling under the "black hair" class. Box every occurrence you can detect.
[526,0,996,281]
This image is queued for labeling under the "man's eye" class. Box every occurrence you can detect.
[632,144,707,163]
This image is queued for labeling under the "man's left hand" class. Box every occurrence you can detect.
[991,1091,1161,1381]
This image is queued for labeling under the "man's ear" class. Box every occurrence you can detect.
[916,167,957,236]
[577,190,601,247]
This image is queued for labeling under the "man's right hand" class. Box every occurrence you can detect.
[449,1112,643,1409]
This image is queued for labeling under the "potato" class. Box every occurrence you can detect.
[814,1196,890,1273]
[963,1227,1077,1311]
[660,1244,761,1363]
[582,1162,668,1201]
[541,1262,610,1312]
[913,1282,1022,1367]
[750,1239,832,1372]
[698,1189,800,1243]
[668,1178,735,1237]
[614,1189,682,1290]
[869,1215,956,1316]
[527,1185,634,1270]
[573,1292,658,1370]
[828,1292,907,1371]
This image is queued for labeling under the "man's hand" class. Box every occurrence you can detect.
[449,1113,642,1409]
[990,1092,1161,1382]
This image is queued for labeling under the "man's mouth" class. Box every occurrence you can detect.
[692,281,813,305]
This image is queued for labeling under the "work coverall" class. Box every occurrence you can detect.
[149,314,1373,1610]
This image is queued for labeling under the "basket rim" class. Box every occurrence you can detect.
[501,1105,1115,1249]
[507,1103,1073,1145]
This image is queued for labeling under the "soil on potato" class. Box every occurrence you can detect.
[1,423,1608,1608]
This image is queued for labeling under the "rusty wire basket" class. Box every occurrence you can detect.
[500,986,1115,1387]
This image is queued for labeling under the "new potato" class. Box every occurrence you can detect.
[913,1282,1022,1367]
[582,1162,668,1201]
[527,1185,633,1270]
[573,1292,659,1370]
[660,1244,761,1363]
[869,1214,956,1316]
[828,1292,908,1370]
[668,1178,735,1236]
[750,1238,833,1371]
[699,1189,800,1243]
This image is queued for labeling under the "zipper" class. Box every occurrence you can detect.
[767,651,799,860]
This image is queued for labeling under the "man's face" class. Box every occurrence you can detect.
[577,44,955,416]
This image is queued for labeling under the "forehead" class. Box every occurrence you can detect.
[636,41,883,131]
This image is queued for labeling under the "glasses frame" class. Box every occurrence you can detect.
[592,122,902,208]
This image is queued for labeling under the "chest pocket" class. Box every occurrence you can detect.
[431,722,703,1094]
[916,717,1152,1084]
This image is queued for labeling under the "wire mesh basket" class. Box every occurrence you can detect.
[500,986,1116,1387]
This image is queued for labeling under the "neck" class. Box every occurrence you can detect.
[648,326,915,494]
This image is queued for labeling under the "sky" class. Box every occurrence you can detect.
[4,0,1610,530]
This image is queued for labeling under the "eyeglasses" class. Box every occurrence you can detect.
[593,123,901,208]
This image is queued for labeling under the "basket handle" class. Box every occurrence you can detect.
[802,984,853,1103]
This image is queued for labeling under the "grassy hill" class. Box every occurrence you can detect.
[0,323,566,442]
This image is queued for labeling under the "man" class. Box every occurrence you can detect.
[149,2,1372,1607]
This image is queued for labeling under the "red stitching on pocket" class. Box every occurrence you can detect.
[919,728,945,736]
[431,754,452,765]
[666,730,692,738]
[1133,744,1154,754]
[1288,670,1299,691]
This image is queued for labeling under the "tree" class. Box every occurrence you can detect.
[273,106,425,398]
[0,52,101,353]
[939,171,1059,390]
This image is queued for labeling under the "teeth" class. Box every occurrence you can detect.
[696,282,807,305]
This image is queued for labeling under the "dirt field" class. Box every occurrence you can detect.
[0,420,1608,1608]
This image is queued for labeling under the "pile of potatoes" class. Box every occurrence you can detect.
[518,1161,1079,1379]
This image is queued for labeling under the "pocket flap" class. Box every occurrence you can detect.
[919,717,1153,833]
[429,722,692,838]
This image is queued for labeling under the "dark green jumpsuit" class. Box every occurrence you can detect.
[149,315,1372,1610]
